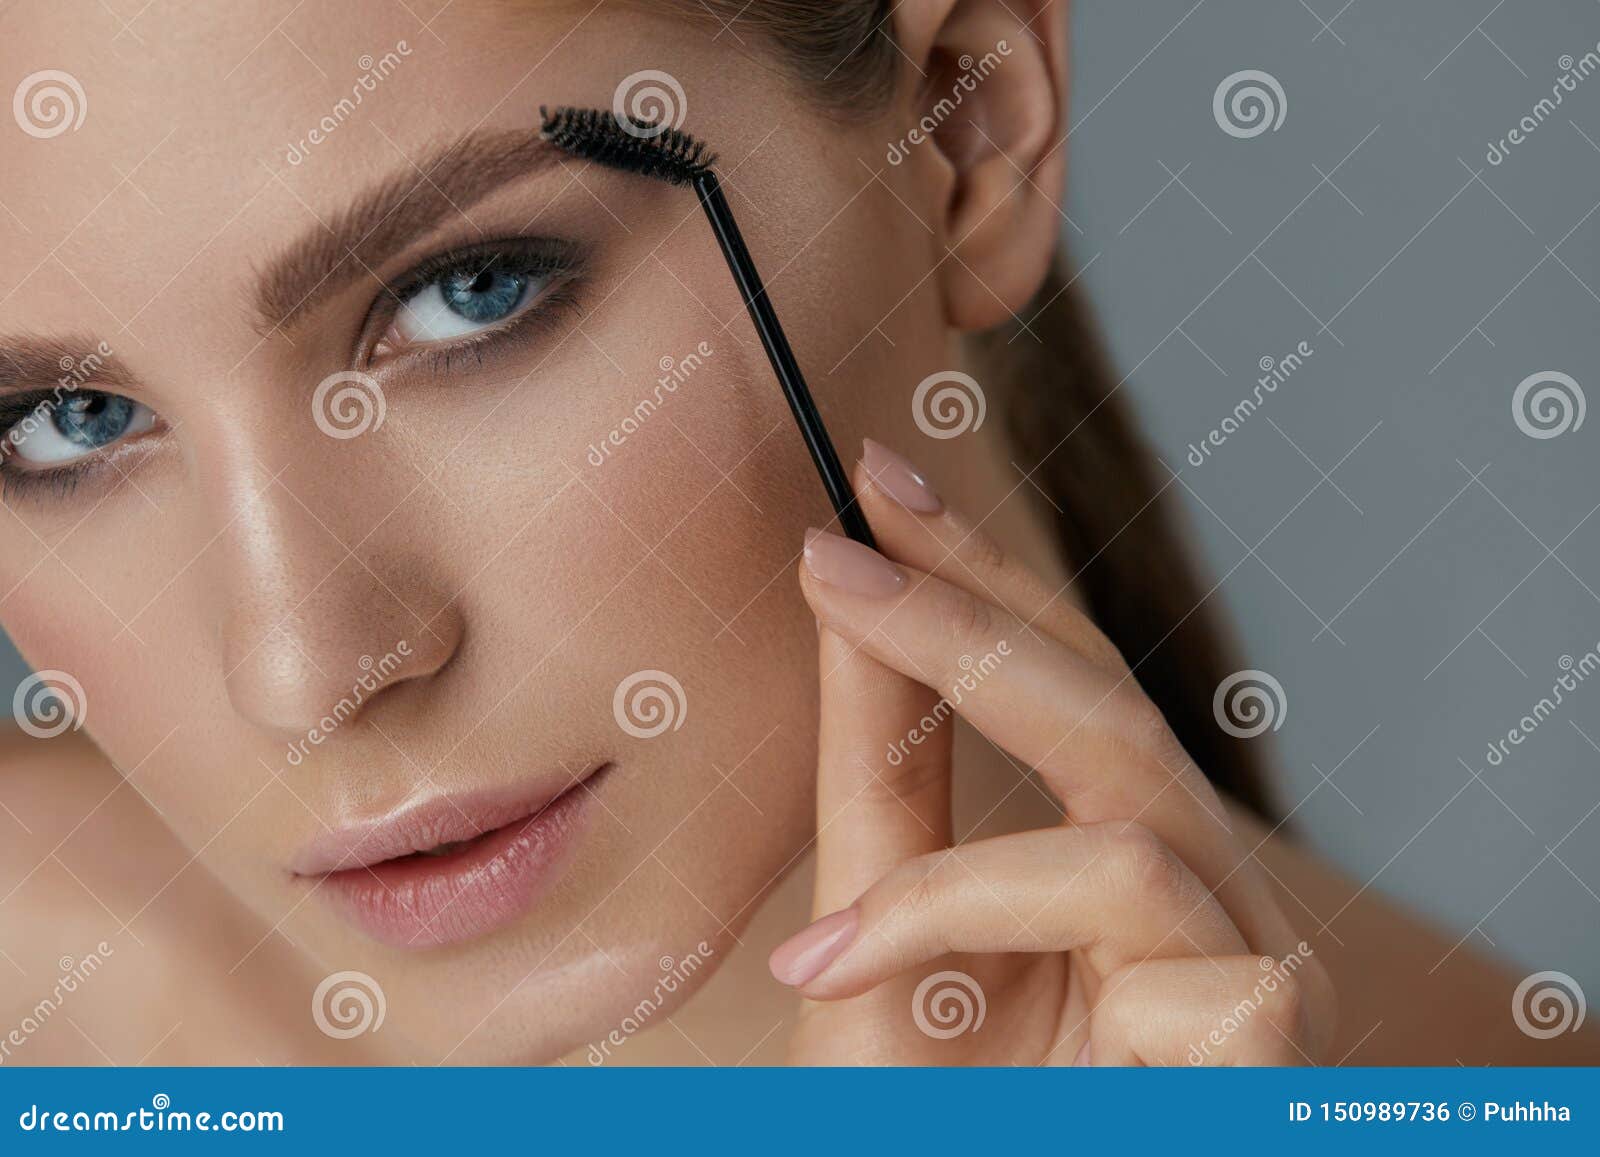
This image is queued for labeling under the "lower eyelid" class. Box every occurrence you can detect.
[0,419,168,504]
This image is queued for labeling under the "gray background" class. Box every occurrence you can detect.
[4,2,1598,1000]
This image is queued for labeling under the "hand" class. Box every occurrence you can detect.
[772,439,1335,1066]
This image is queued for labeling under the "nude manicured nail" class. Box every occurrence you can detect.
[769,906,858,986]
[862,438,942,513]
[1073,1042,1092,1067]
[803,529,905,597]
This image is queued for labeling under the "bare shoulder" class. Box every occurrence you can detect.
[1237,800,1600,1065]
[0,729,349,1064]
[0,727,151,927]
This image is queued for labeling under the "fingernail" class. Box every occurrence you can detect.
[862,438,942,513]
[1073,1041,1092,1067]
[769,906,859,986]
[803,528,905,597]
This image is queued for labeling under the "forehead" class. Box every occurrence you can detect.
[0,0,708,343]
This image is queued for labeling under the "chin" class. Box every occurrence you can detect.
[360,923,732,1066]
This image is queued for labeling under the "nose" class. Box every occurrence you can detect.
[218,474,464,737]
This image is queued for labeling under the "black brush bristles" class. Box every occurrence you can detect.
[539,106,716,187]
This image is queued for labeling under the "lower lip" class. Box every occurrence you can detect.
[312,775,598,948]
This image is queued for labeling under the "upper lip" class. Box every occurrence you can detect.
[288,763,606,876]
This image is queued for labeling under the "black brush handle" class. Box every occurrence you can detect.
[692,171,876,551]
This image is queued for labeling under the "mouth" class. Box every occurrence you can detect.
[292,763,609,948]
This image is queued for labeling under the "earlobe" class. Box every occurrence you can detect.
[895,1,1067,331]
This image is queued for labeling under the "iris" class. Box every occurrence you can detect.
[440,267,529,325]
[55,392,140,450]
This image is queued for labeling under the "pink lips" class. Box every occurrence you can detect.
[292,765,607,948]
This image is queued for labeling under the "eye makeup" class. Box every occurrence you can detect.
[0,390,164,503]
[0,234,592,502]
[360,235,589,374]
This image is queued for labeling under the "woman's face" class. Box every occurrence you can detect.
[0,1,965,1058]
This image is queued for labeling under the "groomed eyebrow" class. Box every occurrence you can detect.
[255,129,566,333]
[0,338,136,395]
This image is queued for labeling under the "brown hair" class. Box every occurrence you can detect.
[660,1,1272,813]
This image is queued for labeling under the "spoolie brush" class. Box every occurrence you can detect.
[539,106,876,550]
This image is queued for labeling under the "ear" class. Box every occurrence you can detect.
[890,0,1067,331]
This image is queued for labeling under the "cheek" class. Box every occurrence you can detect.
[2,556,169,753]
[0,554,258,858]
[400,273,826,770]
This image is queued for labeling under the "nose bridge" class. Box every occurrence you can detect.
[213,453,461,736]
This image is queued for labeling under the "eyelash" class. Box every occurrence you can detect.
[0,236,590,504]
[363,236,588,373]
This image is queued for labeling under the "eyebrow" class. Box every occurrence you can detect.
[254,129,566,332]
[0,338,136,395]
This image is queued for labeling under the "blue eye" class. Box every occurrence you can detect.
[386,260,546,348]
[5,391,157,465]
[367,238,586,365]
[442,268,529,323]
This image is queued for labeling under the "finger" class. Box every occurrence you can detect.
[769,822,1246,997]
[797,528,1297,956]
[809,624,952,919]
[799,529,1173,817]
[1083,954,1322,1066]
[855,438,1122,669]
